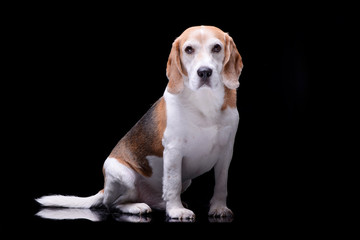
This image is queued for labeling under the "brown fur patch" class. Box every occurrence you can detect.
[221,87,237,110]
[178,26,226,47]
[109,97,167,177]
[167,39,185,94]
[152,97,167,154]
[222,34,243,89]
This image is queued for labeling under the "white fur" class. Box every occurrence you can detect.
[181,27,225,92]
[36,26,239,220]
[102,157,139,208]
[103,157,164,213]
[36,191,103,208]
[162,85,238,219]
[160,27,239,219]
[36,208,106,222]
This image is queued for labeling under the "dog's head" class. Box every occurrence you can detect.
[166,26,243,94]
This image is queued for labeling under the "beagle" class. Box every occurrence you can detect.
[36,26,243,220]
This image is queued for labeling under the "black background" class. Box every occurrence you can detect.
[7,2,353,236]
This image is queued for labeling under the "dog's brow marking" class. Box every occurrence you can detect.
[200,25,205,36]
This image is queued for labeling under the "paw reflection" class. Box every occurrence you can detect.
[208,215,234,223]
[36,208,232,223]
[112,213,152,223]
[166,217,196,223]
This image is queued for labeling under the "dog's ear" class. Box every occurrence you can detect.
[222,34,243,89]
[166,38,185,94]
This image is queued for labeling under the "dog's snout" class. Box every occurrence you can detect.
[197,67,212,80]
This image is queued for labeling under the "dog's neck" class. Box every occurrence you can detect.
[174,84,225,122]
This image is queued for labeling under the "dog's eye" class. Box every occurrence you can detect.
[212,44,222,53]
[185,46,194,54]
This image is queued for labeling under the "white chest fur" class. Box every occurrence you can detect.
[163,86,239,180]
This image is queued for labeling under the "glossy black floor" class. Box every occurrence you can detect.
[28,166,315,226]
[30,170,236,224]
[27,189,322,237]
[11,5,349,237]
[33,206,233,223]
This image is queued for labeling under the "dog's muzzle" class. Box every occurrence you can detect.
[197,67,212,87]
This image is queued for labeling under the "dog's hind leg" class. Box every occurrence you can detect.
[115,203,151,214]
[102,157,151,214]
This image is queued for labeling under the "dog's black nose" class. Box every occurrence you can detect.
[197,67,212,80]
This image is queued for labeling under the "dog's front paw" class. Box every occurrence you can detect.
[208,205,233,218]
[167,207,195,220]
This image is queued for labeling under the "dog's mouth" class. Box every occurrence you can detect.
[198,79,211,89]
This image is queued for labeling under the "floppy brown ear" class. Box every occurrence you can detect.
[166,38,185,94]
[222,34,243,89]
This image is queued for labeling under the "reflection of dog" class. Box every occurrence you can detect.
[36,26,243,220]
[36,208,108,222]
[36,208,150,223]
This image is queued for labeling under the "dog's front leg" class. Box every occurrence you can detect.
[209,145,234,217]
[162,147,195,220]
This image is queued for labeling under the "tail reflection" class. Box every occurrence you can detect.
[36,208,108,222]
[36,208,152,223]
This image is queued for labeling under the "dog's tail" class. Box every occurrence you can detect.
[36,190,104,208]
